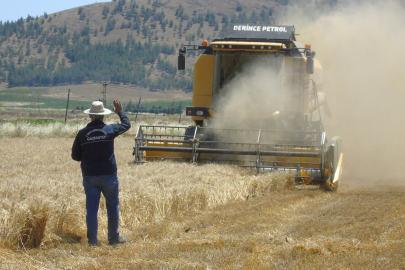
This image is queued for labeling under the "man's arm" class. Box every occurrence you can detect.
[71,134,82,161]
[112,99,131,136]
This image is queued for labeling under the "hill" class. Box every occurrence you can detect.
[0,0,290,91]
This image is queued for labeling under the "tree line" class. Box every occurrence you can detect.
[5,34,193,91]
[124,100,183,115]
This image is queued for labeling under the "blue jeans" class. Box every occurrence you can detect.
[83,174,120,245]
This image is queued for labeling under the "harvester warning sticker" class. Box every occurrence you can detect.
[226,24,293,40]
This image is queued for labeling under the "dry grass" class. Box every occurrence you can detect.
[1,136,405,269]
[0,116,192,138]
[0,121,85,138]
[0,137,295,268]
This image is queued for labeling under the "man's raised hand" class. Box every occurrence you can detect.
[113,100,123,114]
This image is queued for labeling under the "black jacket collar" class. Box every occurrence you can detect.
[86,120,105,127]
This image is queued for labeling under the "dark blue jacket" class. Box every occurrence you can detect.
[71,111,131,176]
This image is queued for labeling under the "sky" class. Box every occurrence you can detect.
[0,0,109,22]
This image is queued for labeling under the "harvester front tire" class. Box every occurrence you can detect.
[320,162,338,192]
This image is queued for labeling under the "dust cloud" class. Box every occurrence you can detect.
[211,58,283,130]
[212,0,405,188]
[283,0,405,187]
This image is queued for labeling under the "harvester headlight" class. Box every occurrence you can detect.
[196,111,204,116]
[252,45,256,49]
[260,46,264,49]
[268,46,272,49]
[221,45,225,48]
[215,45,218,48]
[229,45,232,48]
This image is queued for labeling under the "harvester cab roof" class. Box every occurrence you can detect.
[217,24,312,59]
[219,24,296,48]
[179,24,315,73]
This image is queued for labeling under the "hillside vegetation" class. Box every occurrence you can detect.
[0,0,289,91]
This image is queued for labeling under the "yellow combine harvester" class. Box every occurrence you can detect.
[134,24,342,191]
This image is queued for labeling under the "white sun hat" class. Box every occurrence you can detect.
[83,101,112,115]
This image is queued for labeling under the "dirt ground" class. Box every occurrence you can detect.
[1,137,405,269]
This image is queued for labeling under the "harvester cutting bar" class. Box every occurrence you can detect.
[138,146,319,157]
[199,148,319,157]
[260,167,323,178]
[134,125,326,173]
[139,146,193,153]
[143,134,190,138]
[198,158,320,166]
[139,139,192,144]
[199,141,322,147]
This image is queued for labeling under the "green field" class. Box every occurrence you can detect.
[0,88,192,111]
[0,91,91,109]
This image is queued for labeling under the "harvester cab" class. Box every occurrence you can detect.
[134,24,342,191]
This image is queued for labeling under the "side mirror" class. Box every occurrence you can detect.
[178,48,186,70]
[306,57,314,74]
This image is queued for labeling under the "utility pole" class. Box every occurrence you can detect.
[37,95,40,113]
[31,80,35,108]
[135,97,141,122]
[102,83,108,107]
[65,89,70,123]
[179,101,182,123]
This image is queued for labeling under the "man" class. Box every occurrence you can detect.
[71,100,131,246]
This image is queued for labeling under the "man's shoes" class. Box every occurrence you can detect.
[109,236,127,245]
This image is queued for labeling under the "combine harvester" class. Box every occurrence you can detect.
[134,24,342,191]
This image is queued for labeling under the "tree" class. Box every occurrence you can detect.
[18,53,23,64]
[81,26,90,36]
[222,15,228,24]
[126,99,133,111]
[105,18,117,35]
[260,10,269,23]
[102,6,110,18]
[250,11,259,24]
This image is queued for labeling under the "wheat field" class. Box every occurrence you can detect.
[1,123,405,269]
